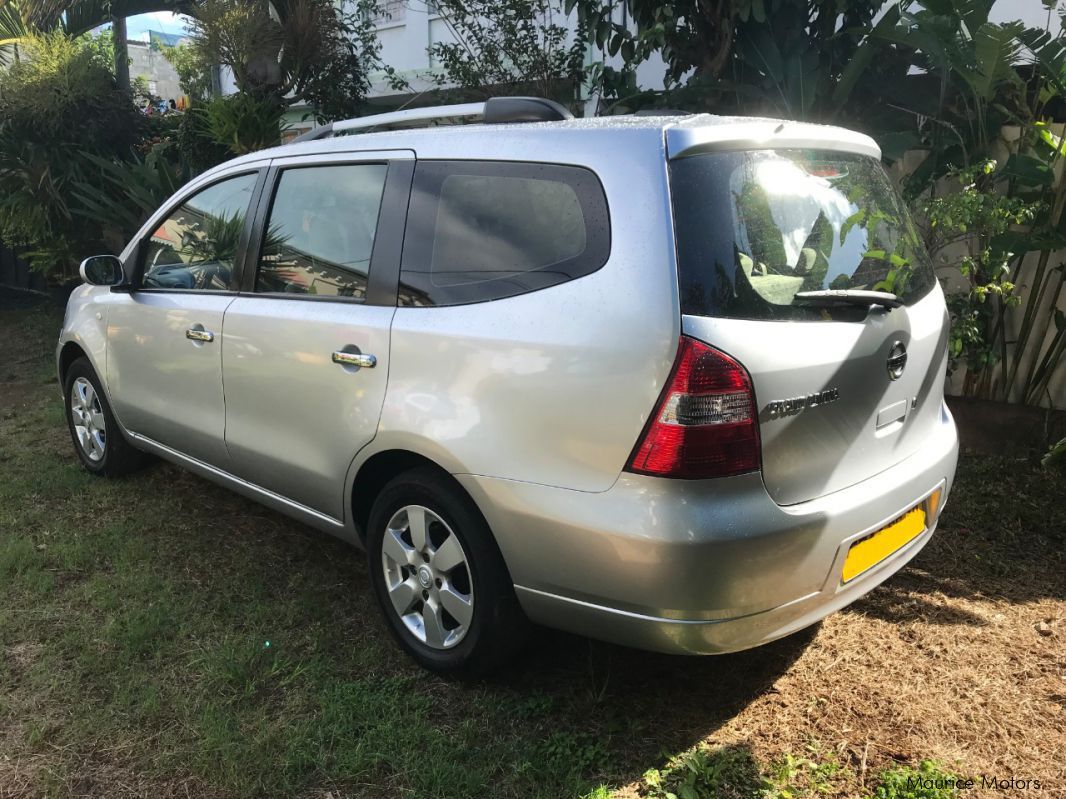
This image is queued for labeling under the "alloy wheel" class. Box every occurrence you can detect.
[70,377,106,462]
[380,505,474,649]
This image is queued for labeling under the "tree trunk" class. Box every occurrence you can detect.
[112,16,130,93]
[211,64,223,97]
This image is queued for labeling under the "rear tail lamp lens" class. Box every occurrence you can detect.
[626,337,761,479]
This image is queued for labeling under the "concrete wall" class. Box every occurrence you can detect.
[128,41,182,102]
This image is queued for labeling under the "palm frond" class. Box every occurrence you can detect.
[3,0,193,39]
[0,0,31,66]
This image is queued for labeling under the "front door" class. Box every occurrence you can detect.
[221,157,407,520]
[106,171,261,466]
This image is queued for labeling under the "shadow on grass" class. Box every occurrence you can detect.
[844,571,992,626]
[501,623,817,743]
[843,451,1066,631]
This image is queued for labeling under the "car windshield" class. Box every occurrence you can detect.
[670,149,935,321]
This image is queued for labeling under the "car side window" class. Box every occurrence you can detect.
[254,164,388,298]
[398,161,610,307]
[140,172,258,291]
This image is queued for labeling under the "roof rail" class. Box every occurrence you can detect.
[291,96,572,143]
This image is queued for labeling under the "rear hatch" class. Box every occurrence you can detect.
[669,148,948,505]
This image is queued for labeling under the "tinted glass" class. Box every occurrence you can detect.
[671,150,935,321]
[255,164,388,298]
[399,161,610,306]
[141,173,257,291]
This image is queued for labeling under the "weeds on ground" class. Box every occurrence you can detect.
[763,744,843,798]
[636,746,955,799]
[870,761,964,799]
[642,745,766,799]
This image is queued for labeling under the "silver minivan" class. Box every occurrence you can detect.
[59,98,958,674]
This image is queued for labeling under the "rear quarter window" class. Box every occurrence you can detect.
[398,160,610,306]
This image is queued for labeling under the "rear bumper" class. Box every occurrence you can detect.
[458,401,959,655]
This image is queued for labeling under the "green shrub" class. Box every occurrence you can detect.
[202,93,287,156]
[0,32,142,279]
[0,33,139,159]
[1042,437,1066,472]
[139,111,184,152]
[176,103,233,173]
[643,745,765,799]
[70,142,194,253]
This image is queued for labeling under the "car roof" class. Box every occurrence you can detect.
[206,112,882,180]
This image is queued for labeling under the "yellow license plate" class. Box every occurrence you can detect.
[842,506,927,583]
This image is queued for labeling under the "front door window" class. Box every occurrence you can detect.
[140,172,258,291]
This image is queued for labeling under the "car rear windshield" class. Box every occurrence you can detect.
[670,149,935,321]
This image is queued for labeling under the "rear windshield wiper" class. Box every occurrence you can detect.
[793,290,902,309]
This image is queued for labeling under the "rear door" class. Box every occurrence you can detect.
[220,152,413,520]
[670,149,949,505]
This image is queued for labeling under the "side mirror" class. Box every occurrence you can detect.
[79,255,126,287]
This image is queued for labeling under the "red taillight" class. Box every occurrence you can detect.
[626,337,761,479]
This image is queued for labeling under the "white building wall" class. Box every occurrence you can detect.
[362,0,456,97]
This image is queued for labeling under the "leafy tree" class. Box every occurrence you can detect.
[854,1,1030,195]
[187,0,404,122]
[161,41,214,100]
[884,3,1066,406]
[430,0,591,105]
[174,101,232,171]
[571,0,883,119]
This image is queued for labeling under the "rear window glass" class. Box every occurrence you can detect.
[399,160,610,306]
[255,163,387,298]
[670,150,935,321]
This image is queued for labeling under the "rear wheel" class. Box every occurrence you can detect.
[63,358,144,477]
[366,467,527,676]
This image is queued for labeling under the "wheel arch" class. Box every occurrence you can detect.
[349,448,486,548]
[58,340,90,385]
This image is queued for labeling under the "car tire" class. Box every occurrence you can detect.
[366,466,528,676]
[63,357,145,477]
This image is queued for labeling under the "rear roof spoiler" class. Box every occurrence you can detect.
[666,120,881,161]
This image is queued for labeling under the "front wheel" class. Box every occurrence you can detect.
[63,357,144,477]
[366,467,528,676]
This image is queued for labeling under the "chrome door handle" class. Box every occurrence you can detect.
[332,351,377,369]
[186,328,215,343]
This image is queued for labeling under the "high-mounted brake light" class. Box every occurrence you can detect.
[626,337,761,479]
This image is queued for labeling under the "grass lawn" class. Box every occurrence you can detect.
[1,293,1063,799]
